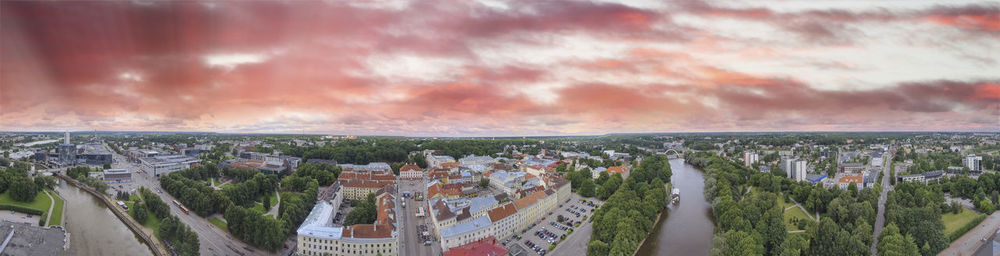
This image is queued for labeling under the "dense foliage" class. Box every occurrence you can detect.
[695,153,879,256]
[586,154,672,255]
[344,193,377,226]
[159,215,201,256]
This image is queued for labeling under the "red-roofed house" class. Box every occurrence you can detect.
[444,236,508,256]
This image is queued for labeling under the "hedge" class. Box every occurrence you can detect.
[948,214,988,242]
[0,204,45,215]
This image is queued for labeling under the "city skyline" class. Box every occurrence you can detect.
[2,1,999,136]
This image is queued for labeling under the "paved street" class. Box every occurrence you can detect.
[398,177,441,256]
[870,153,893,256]
[105,145,268,256]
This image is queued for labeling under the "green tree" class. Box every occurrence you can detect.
[131,203,148,223]
[711,230,764,256]
[580,179,596,197]
[478,178,489,188]
[9,176,37,202]
[779,234,809,256]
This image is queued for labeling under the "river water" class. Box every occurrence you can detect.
[635,158,715,256]
[54,181,153,256]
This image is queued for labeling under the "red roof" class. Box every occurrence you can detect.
[444,236,508,256]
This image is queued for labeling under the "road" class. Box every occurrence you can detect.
[397,176,440,256]
[105,144,267,256]
[870,153,893,256]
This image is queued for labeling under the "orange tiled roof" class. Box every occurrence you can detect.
[513,190,547,210]
[442,162,460,169]
[839,175,864,184]
[400,164,422,172]
[487,203,517,222]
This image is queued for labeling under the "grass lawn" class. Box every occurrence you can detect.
[0,190,52,213]
[136,207,163,238]
[252,203,267,214]
[209,217,228,231]
[220,183,234,190]
[777,195,795,209]
[129,194,140,202]
[783,206,815,231]
[47,190,64,226]
[942,208,982,236]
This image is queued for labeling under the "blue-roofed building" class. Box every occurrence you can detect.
[806,174,827,184]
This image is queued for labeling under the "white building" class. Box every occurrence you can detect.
[743,151,759,167]
[965,154,983,172]
[792,160,807,182]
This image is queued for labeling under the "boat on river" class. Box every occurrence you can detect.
[671,188,680,204]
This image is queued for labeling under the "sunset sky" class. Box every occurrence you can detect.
[2,0,998,136]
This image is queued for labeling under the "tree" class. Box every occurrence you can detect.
[479,178,489,188]
[103,163,112,169]
[580,179,596,197]
[779,234,809,256]
[34,175,57,190]
[980,200,995,213]
[131,203,148,223]
[9,176,37,202]
[711,230,764,256]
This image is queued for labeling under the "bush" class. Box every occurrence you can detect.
[549,244,556,251]
[0,204,44,215]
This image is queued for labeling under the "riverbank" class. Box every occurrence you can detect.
[632,182,671,256]
[57,174,167,256]
[634,158,715,256]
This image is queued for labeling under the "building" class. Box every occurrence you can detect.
[76,143,113,165]
[782,158,795,178]
[58,143,76,165]
[805,174,827,184]
[443,236,508,256]
[838,175,863,189]
[126,149,165,163]
[139,155,201,177]
[743,151,759,167]
[400,164,423,180]
[899,170,944,183]
[103,169,132,183]
[790,160,807,182]
[488,171,525,195]
[840,163,864,173]
[965,154,983,172]
[296,187,398,256]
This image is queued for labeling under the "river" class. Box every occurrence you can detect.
[635,158,715,256]
[55,181,153,256]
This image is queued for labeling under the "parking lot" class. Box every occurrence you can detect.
[503,195,603,256]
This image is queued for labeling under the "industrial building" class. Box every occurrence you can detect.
[139,155,201,177]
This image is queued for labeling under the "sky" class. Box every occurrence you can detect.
[1,0,998,136]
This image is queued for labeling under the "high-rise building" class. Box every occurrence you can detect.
[782,158,795,179]
[58,131,76,165]
[743,151,759,167]
[964,154,983,172]
[793,160,808,182]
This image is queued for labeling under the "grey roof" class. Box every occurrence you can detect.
[439,215,491,238]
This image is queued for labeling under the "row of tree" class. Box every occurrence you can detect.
[586,154,672,255]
